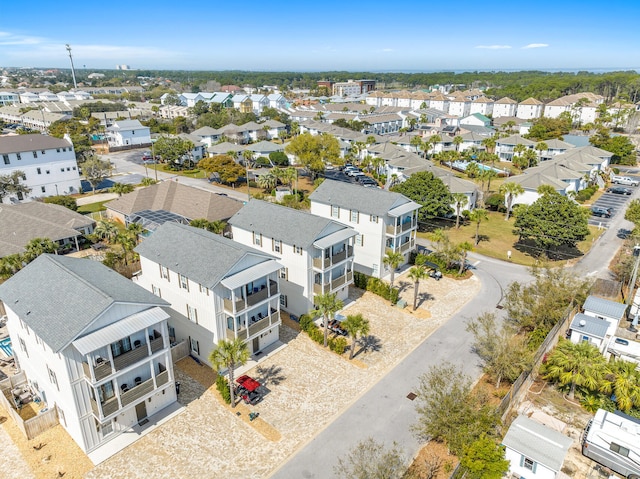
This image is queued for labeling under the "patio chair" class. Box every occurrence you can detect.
[134,377,142,386]
[121,383,129,392]
[134,340,141,348]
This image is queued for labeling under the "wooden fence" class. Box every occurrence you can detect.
[0,371,59,439]
[171,340,189,363]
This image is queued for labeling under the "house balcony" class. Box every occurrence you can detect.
[313,271,353,295]
[399,239,415,253]
[83,360,112,382]
[120,377,155,407]
[223,280,278,313]
[225,311,281,340]
[313,246,353,270]
[386,221,415,235]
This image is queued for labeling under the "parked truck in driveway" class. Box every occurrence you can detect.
[611,176,639,186]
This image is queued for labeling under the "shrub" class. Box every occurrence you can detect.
[43,195,78,211]
[329,336,348,354]
[299,314,315,332]
[255,156,271,167]
[366,277,400,304]
[575,185,598,203]
[353,271,368,289]
[485,193,506,212]
[612,167,620,175]
[216,375,231,404]
[269,151,289,166]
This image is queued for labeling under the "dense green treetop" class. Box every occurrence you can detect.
[391,171,453,221]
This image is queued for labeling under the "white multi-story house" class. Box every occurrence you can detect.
[249,94,269,115]
[229,200,357,316]
[0,134,82,203]
[0,254,178,458]
[134,222,283,362]
[495,134,536,161]
[516,98,544,119]
[493,97,518,118]
[309,180,421,279]
[0,91,20,106]
[469,96,494,117]
[106,120,151,148]
[447,94,472,118]
[267,93,287,109]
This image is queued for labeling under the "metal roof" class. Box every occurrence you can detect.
[73,307,169,355]
[570,313,609,339]
[583,295,627,320]
[313,228,358,250]
[220,261,282,291]
[502,415,572,472]
[388,201,421,217]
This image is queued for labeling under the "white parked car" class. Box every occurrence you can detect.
[612,176,639,186]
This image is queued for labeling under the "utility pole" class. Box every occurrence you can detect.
[66,44,78,90]
[626,245,640,332]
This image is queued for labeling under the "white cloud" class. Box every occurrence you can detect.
[381,48,394,52]
[475,45,512,50]
[0,32,45,46]
[522,43,549,49]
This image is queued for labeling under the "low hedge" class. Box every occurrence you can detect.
[575,185,598,203]
[300,313,349,355]
[353,271,399,304]
[216,375,231,404]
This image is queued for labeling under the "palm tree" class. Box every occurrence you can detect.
[513,144,526,165]
[408,266,427,311]
[126,222,145,244]
[115,231,136,265]
[342,314,370,360]
[410,135,423,154]
[22,237,57,262]
[0,254,23,279]
[469,208,488,246]
[110,183,135,197]
[257,172,277,191]
[543,339,604,400]
[0,170,32,202]
[483,169,498,194]
[499,182,525,220]
[599,360,640,412]
[208,338,250,408]
[93,220,119,244]
[456,241,473,275]
[481,137,496,154]
[208,220,227,235]
[535,141,548,163]
[315,292,344,348]
[383,251,404,288]
[451,193,468,229]
[428,134,442,157]
[453,135,463,153]
[466,161,480,179]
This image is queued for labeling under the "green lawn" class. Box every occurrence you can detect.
[418,210,603,267]
[77,200,110,214]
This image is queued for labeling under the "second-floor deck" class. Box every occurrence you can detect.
[313,270,354,295]
[226,310,281,341]
[313,246,354,270]
[223,279,278,313]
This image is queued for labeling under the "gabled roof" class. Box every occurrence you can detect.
[540,138,574,150]
[0,202,95,258]
[519,97,543,105]
[555,149,604,166]
[135,222,277,289]
[107,119,147,131]
[229,200,356,249]
[502,415,572,473]
[495,97,517,104]
[208,142,245,154]
[191,126,219,136]
[0,134,72,154]
[0,255,168,353]
[435,173,478,194]
[583,295,627,320]
[573,145,613,158]
[497,134,536,146]
[106,181,242,222]
[309,179,420,217]
[525,163,583,181]
[570,313,609,339]
[245,141,284,153]
[505,173,567,191]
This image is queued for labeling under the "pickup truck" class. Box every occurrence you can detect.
[611,175,639,186]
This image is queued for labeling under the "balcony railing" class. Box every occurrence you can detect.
[121,377,155,407]
[91,396,119,418]
[314,271,353,295]
[386,222,415,235]
[156,370,170,387]
[399,239,415,253]
[313,246,353,270]
[226,311,281,340]
[313,256,330,269]
[224,280,278,312]
[150,337,164,353]
[113,344,152,371]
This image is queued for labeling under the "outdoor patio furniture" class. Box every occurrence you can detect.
[121,383,129,392]
[134,377,142,386]
[96,357,105,364]
[134,340,141,348]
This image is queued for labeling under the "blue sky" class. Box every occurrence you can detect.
[1,0,639,71]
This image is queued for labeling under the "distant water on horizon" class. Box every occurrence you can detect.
[369,67,640,74]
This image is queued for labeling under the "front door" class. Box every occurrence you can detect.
[253,337,260,354]
[135,401,147,425]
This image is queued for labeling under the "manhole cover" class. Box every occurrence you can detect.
[407,392,417,400]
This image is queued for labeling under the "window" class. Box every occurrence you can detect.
[97,381,115,402]
[294,245,302,255]
[2,154,8,164]
[370,214,378,223]
[110,337,131,357]
[66,167,70,171]
[350,210,359,223]
[610,443,630,457]
[373,264,379,276]
[355,234,363,246]
[72,166,76,170]
[152,285,161,297]
[37,167,42,174]
[179,274,189,291]
[160,264,170,281]
[56,148,61,153]
[331,205,340,218]
[47,365,59,390]
[18,337,29,357]
[187,305,198,324]
[16,153,21,160]
[522,457,536,472]
[32,151,38,158]
[58,407,66,427]
[253,231,262,246]
[279,267,288,280]
[100,421,113,436]
[190,337,200,355]
[273,239,282,253]
[41,186,46,193]
[280,294,287,307]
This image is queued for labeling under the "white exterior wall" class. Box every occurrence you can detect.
[579,107,598,124]
[493,103,517,118]
[469,102,494,116]
[429,100,448,112]
[448,101,471,118]
[505,447,558,479]
[517,104,543,119]
[582,311,618,338]
[569,330,606,353]
[109,127,151,147]
[1,143,81,202]
[511,190,541,207]
[0,92,20,106]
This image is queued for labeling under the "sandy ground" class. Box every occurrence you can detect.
[2,271,480,479]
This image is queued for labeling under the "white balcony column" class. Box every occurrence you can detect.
[106,344,115,375]
[87,354,96,382]
[145,327,152,355]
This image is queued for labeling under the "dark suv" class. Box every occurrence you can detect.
[591,206,613,218]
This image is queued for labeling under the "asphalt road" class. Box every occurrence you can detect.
[269,252,532,479]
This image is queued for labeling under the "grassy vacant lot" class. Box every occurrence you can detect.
[418,210,603,266]
[77,199,110,214]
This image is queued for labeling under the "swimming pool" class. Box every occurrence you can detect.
[450,160,507,175]
[0,337,13,357]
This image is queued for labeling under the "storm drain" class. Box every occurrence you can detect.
[406,392,417,401]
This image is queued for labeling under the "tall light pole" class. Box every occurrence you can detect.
[66,44,78,90]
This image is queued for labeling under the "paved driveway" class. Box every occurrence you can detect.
[588,182,638,227]
[86,273,480,479]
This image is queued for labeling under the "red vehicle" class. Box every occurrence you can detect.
[235,375,263,405]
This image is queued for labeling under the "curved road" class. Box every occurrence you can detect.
[269,254,532,478]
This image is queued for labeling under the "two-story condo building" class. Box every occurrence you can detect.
[229,200,357,316]
[309,180,421,279]
[134,222,283,363]
[0,134,81,203]
[106,120,151,148]
[0,255,177,458]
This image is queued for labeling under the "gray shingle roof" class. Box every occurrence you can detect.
[570,313,609,339]
[135,222,275,288]
[502,415,572,472]
[0,134,72,154]
[583,295,627,320]
[0,202,95,258]
[309,180,418,217]
[229,200,352,248]
[0,255,168,353]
